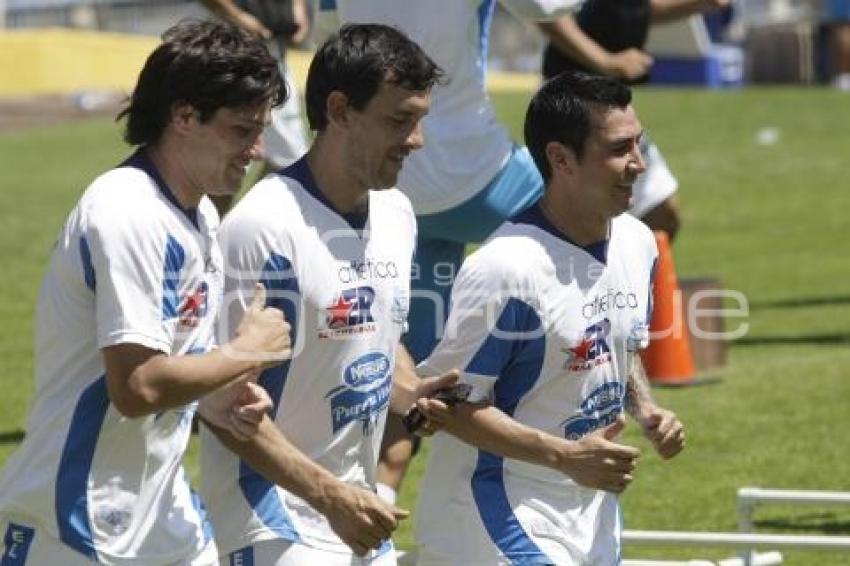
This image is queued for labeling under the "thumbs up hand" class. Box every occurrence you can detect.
[225,283,292,368]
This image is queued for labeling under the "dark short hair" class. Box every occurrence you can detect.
[305,23,444,131]
[118,19,286,146]
[524,71,632,183]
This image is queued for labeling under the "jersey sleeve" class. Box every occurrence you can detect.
[84,201,176,353]
[418,252,544,404]
[218,187,301,416]
[218,192,300,347]
[499,0,583,20]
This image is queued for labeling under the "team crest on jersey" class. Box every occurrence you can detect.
[563,318,612,371]
[178,281,208,327]
[319,286,377,338]
[561,382,625,440]
[390,286,409,325]
[325,351,392,434]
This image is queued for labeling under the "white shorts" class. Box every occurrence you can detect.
[263,43,309,169]
[221,539,397,566]
[0,516,218,566]
[629,140,679,218]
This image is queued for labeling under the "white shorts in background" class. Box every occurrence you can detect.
[0,516,218,566]
[222,539,397,566]
[629,140,679,218]
[263,62,309,169]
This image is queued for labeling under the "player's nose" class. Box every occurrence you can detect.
[628,141,647,175]
[405,120,425,151]
[247,133,265,161]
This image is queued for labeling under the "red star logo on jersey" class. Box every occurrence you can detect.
[568,337,593,362]
[179,283,208,327]
[327,295,355,328]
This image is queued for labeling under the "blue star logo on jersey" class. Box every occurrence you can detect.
[320,286,377,338]
[178,281,208,327]
[561,382,625,440]
[563,318,612,371]
[325,351,392,434]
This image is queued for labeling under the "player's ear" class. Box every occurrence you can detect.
[326,90,351,129]
[170,102,198,134]
[545,141,576,177]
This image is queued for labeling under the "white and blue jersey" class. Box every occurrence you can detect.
[323,0,580,215]
[415,205,658,566]
[200,157,416,557]
[0,152,221,564]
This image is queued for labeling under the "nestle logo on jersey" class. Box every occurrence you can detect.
[326,351,392,433]
[338,259,399,284]
[319,286,377,338]
[582,288,638,319]
[563,319,612,372]
[561,382,624,440]
[344,351,389,391]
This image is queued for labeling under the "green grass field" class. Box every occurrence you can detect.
[2,87,849,565]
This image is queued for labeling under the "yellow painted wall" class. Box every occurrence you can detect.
[0,28,536,97]
[0,29,159,96]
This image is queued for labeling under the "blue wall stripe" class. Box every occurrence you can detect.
[238,253,301,540]
[161,235,185,320]
[55,375,110,560]
[467,298,551,563]
[79,235,96,292]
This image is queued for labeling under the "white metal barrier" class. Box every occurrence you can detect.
[624,553,782,566]
[736,486,850,565]
[624,529,850,550]
[738,486,850,533]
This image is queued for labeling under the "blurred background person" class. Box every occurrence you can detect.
[201,0,311,214]
[539,0,731,241]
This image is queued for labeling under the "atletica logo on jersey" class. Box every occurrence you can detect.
[179,281,208,327]
[338,259,399,284]
[582,288,638,320]
[325,351,392,434]
[319,286,377,338]
[561,382,625,440]
[563,318,612,371]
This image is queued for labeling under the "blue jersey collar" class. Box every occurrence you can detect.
[281,157,369,232]
[512,202,609,264]
[121,150,199,230]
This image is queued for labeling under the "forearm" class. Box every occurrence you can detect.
[651,0,717,23]
[625,356,657,420]
[389,344,419,414]
[501,0,583,21]
[110,346,261,417]
[441,404,569,472]
[538,17,614,74]
[200,0,242,21]
[203,416,350,515]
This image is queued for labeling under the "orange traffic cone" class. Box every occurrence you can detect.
[640,231,696,385]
